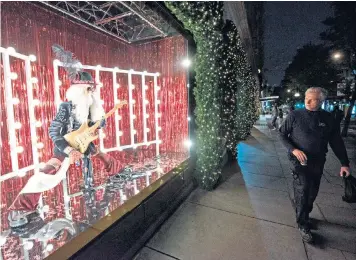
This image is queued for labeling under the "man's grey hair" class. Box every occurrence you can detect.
[305,87,328,101]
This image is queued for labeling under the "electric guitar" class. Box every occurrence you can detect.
[64,101,127,154]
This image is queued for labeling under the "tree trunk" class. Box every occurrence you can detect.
[341,87,356,137]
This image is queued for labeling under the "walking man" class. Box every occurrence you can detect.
[279,87,351,243]
[331,105,344,132]
[271,103,278,130]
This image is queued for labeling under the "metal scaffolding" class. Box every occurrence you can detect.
[39,1,177,43]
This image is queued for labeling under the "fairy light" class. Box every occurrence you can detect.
[165,3,259,189]
[36,142,44,149]
[14,122,22,129]
[31,77,38,84]
[16,146,24,153]
[32,99,40,106]
[35,121,42,128]
[10,72,18,80]
[18,171,26,177]
[7,47,16,54]
[12,98,20,105]
[29,55,36,62]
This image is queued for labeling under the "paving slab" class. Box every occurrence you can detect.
[134,247,178,260]
[148,202,307,260]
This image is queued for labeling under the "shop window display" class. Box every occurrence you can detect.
[0,2,189,259]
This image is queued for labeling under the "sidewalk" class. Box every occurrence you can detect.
[134,117,356,260]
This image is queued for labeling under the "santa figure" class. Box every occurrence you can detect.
[7,45,122,228]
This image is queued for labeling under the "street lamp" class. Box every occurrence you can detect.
[287,89,291,93]
[332,51,343,61]
[294,92,300,97]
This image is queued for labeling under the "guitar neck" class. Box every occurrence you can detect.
[104,105,119,120]
[89,104,121,131]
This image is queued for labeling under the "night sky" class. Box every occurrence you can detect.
[264,2,333,86]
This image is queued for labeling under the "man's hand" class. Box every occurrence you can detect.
[340,166,351,177]
[69,150,82,164]
[292,149,307,164]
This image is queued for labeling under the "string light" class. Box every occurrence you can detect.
[10,72,18,80]
[31,77,38,84]
[14,122,22,129]
[36,143,44,149]
[16,146,24,153]
[32,99,40,106]
[35,121,42,128]
[7,47,16,54]
[18,171,26,177]
[12,98,20,105]
[29,55,36,62]
[166,2,259,190]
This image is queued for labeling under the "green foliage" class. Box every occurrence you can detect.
[321,2,356,54]
[166,2,224,190]
[166,3,259,189]
[281,43,340,104]
[221,20,260,153]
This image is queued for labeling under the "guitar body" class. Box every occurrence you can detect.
[64,121,98,154]
[63,101,127,154]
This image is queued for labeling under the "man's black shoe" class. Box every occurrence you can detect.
[306,218,317,230]
[298,227,314,243]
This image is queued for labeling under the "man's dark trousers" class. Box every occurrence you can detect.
[292,158,325,228]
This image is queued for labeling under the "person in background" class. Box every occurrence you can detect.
[331,105,344,131]
[271,103,278,130]
[278,108,284,128]
[279,87,351,243]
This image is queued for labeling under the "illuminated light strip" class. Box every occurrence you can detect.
[1,48,19,172]
[113,71,121,148]
[53,60,61,109]
[141,74,148,144]
[95,66,105,151]
[54,61,161,152]
[0,163,46,182]
[128,72,135,146]
[154,75,160,156]
[25,57,40,175]
[54,60,157,76]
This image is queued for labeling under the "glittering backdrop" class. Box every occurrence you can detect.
[0,2,188,259]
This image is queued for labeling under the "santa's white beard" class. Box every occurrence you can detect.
[66,84,105,124]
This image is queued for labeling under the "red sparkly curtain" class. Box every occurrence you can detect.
[0,0,188,235]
